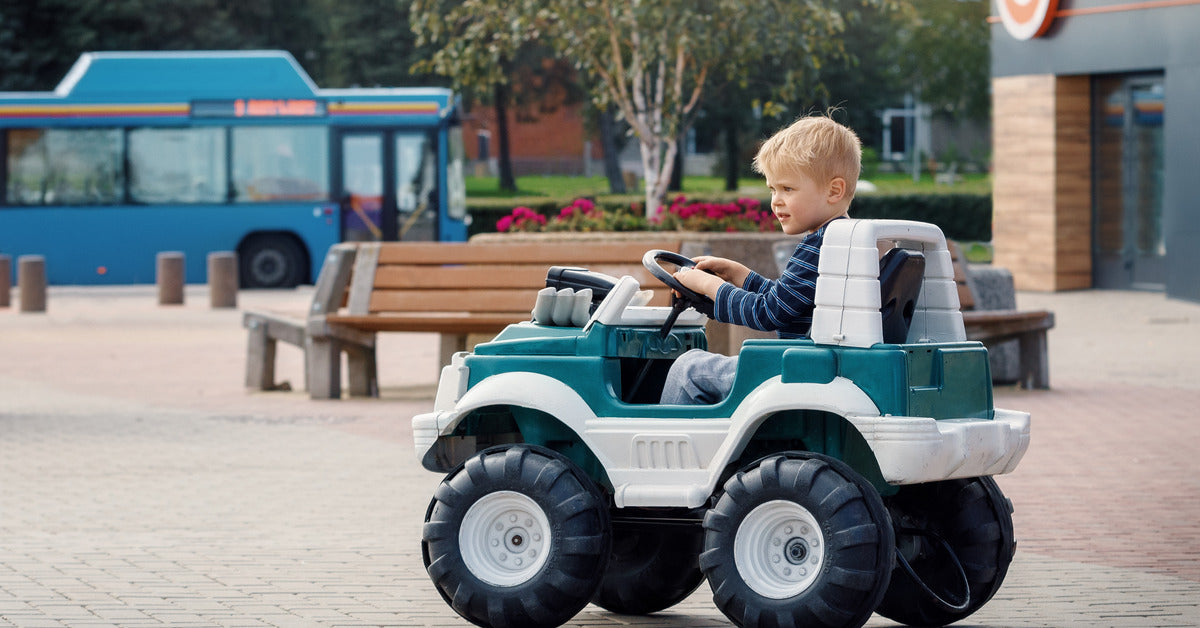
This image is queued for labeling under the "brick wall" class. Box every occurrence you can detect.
[462,103,602,175]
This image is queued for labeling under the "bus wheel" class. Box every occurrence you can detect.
[239,235,307,288]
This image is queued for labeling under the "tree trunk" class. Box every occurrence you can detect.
[640,135,679,218]
[599,106,626,194]
[668,130,684,192]
[493,83,516,193]
[724,116,740,192]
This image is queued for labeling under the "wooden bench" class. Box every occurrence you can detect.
[950,242,1055,389]
[244,240,679,399]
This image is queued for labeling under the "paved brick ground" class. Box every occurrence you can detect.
[1,286,1198,627]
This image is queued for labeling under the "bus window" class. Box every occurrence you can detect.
[231,126,328,202]
[396,133,435,240]
[6,128,123,205]
[341,134,384,241]
[128,127,227,204]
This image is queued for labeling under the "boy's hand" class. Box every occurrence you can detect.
[692,256,751,287]
[672,265,725,300]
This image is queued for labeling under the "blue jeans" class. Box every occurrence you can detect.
[659,349,738,405]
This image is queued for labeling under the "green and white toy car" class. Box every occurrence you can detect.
[413,219,1030,628]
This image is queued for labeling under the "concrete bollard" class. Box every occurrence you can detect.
[17,255,47,313]
[157,251,185,305]
[207,251,238,309]
[0,254,10,308]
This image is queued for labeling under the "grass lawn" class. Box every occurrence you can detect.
[466,172,991,206]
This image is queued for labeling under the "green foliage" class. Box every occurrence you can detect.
[851,194,992,241]
[894,0,991,121]
[0,0,430,91]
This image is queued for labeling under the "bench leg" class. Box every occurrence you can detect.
[439,333,468,369]
[1017,330,1050,390]
[308,336,342,400]
[245,323,277,390]
[346,344,378,397]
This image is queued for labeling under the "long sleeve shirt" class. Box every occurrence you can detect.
[712,218,840,339]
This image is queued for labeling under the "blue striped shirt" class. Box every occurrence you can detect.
[713,218,840,339]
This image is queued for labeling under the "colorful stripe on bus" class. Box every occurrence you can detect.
[0,103,189,119]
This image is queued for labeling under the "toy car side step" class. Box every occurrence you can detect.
[611,514,705,529]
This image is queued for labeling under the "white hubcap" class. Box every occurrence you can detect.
[459,491,551,587]
[734,499,826,599]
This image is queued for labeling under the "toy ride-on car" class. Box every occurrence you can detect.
[412,219,1030,628]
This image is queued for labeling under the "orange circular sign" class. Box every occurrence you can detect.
[996,0,1059,40]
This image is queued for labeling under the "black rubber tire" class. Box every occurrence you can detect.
[591,523,706,615]
[875,476,1016,627]
[238,234,307,288]
[421,445,612,628]
[699,453,895,628]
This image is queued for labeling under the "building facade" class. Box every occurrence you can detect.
[991,0,1200,302]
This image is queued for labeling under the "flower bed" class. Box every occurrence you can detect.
[494,196,780,234]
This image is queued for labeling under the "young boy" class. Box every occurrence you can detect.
[660,114,861,404]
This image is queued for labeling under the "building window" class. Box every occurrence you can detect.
[1092,74,1166,290]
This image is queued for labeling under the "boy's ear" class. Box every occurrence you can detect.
[826,177,847,203]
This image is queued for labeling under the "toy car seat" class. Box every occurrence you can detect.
[878,248,925,344]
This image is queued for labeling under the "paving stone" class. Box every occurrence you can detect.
[1,286,1198,627]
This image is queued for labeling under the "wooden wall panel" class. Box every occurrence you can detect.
[993,75,1058,291]
[992,74,1093,291]
[1054,76,1093,290]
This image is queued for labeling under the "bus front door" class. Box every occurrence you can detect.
[335,130,438,242]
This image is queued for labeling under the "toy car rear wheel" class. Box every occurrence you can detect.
[875,476,1016,627]
[591,523,706,615]
[421,445,612,628]
[699,453,895,628]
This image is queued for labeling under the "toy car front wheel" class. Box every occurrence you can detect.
[875,476,1016,627]
[421,445,612,628]
[591,523,706,615]
[700,453,895,628]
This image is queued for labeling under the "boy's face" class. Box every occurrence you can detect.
[764,170,847,235]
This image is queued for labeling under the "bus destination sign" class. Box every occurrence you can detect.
[191,99,327,118]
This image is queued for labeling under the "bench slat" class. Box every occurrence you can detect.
[375,241,681,265]
[372,263,661,290]
[964,310,1054,344]
[369,288,539,313]
[374,265,553,289]
[947,241,976,311]
[326,312,529,334]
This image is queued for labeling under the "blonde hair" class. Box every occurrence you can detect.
[753,114,862,197]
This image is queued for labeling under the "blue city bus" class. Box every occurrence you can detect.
[0,51,468,287]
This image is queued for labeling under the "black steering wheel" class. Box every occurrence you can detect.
[642,249,716,321]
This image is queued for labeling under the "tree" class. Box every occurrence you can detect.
[523,0,854,217]
[0,0,425,92]
[411,0,582,193]
[895,0,991,121]
[310,0,435,88]
[0,0,323,90]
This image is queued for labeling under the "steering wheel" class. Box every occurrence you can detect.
[642,250,716,320]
